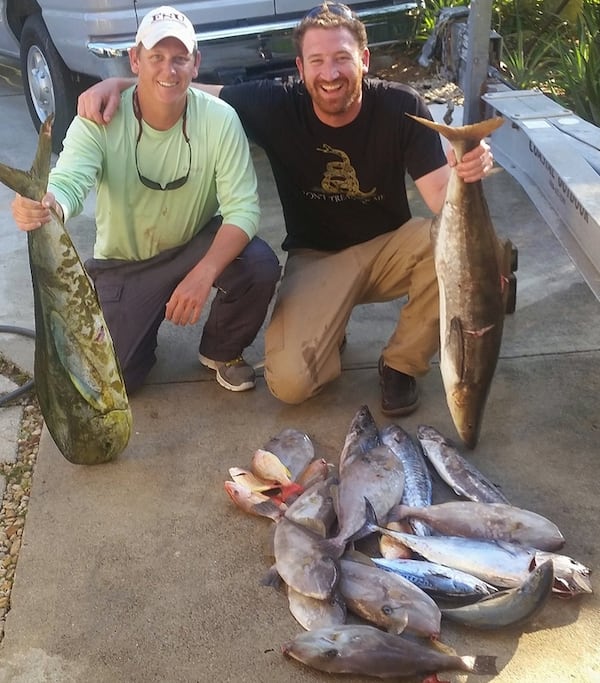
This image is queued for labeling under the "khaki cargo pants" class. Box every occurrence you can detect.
[264,217,440,404]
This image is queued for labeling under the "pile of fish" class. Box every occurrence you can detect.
[224,406,592,681]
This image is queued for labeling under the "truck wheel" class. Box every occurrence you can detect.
[19,14,79,154]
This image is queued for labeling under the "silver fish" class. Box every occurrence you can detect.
[282,624,498,678]
[371,557,498,599]
[272,517,339,600]
[0,115,131,465]
[416,424,510,503]
[283,477,337,538]
[287,586,346,631]
[322,444,405,558]
[409,114,509,449]
[394,501,565,551]
[262,428,315,481]
[338,404,381,474]
[441,559,554,629]
[380,423,432,535]
[372,527,535,588]
[339,556,441,637]
[533,551,593,597]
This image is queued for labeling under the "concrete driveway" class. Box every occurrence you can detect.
[0,59,599,683]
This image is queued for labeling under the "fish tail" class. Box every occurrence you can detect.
[319,536,346,560]
[462,655,498,675]
[252,499,286,520]
[407,114,504,143]
[0,115,53,201]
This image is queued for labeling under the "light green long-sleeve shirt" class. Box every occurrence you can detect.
[49,86,260,260]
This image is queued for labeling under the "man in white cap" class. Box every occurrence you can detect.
[11,6,280,395]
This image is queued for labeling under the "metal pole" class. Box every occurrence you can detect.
[462,0,494,124]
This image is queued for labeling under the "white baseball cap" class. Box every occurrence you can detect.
[135,6,196,53]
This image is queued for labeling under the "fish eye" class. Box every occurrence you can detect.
[381,604,393,616]
[324,649,339,659]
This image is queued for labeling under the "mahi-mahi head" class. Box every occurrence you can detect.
[0,116,131,464]
[409,114,508,449]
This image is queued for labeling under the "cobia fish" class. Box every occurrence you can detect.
[416,424,509,502]
[393,501,565,551]
[0,115,131,464]
[408,114,509,449]
[282,624,498,678]
[441,559,554,629]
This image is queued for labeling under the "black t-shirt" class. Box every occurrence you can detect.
[220,78,446,251]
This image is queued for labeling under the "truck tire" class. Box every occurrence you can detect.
[19,14,79,154]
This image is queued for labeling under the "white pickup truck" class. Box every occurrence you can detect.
[0,0,421,152]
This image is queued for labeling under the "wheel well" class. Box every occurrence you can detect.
[5,0,42,42]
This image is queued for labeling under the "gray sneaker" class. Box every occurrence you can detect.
[199,354,256,392]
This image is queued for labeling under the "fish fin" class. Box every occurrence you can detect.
[260,564,283,590]
[406,114,504,156]
[49,310,108,408]
[364,496,380,527]
[329,482,340,519]
[252,499,287,521]
[318,536,346,560]
[0,115,53,200]
[341,548,376,566]
[462,655,498,675]
[448,317,466,380]
[385,610,409,635]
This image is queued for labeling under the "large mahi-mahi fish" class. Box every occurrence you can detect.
[0,116,131,464]
[409,114,510,449]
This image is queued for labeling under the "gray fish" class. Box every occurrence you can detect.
[339,556,441,637]
[409,114,509,449]
[416,424,510,503]
[283,477,337,538]
[262,428,315,481]
[533,551,593,597]
[272,517,339,600]
[442,559,554,629]
[287,586,346,631]
[322,444,405,558]
[282,623,498,678]
[0,115,131,465]
[371,557,498,599]
[338,404,381,474]
[372,527,535,588]
[394,501,565,551]
[380,423,432,535]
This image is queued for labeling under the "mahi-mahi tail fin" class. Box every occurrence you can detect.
[0,114,53,201]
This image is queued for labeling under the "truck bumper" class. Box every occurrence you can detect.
[87,2,422,83]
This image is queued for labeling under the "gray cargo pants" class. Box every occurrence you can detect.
[85,217,280,394]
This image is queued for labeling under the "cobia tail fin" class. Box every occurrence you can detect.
[407,114,504,159]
